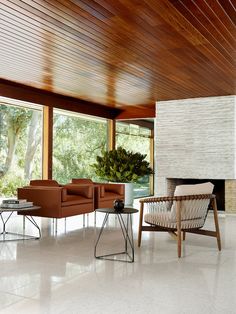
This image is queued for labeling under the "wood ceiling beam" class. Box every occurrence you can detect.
[116,105,155,119]
[0,78,121,119]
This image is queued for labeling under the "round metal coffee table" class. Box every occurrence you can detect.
[94,207,138,263]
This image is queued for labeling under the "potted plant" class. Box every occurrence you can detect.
[92,147,153,205]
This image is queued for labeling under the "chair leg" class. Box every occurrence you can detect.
[138,228,142,247]
[177,231,181,258]
[94,211,96,226]
[212,198,221,251]
[176,201,182,258]
[138,202,144,247]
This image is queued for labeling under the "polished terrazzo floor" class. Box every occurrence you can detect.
[0,203,236,314]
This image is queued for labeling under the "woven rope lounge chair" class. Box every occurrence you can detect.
[138,182,221,257]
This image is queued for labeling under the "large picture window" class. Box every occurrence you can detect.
[53,109,107,184]
[116,121,153,198]
[0,97,42,197]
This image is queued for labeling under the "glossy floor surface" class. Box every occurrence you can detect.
[0,205,235,314]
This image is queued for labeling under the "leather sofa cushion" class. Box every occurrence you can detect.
[101,184,124,196]
[64,184,93,199]
[95,184,124,198]
[61,195,92,206]
[101,192,122,201]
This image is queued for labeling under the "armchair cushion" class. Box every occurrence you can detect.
[61,195,93,206]
[70,178,125,209]
[64,184,93,199]
[101,184,124,196]
[145,211,205,229]
[171,182,214,222]
[174,182,214,196]
[101,192,122,201]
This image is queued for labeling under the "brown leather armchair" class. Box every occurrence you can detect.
[17,180,94,218]
[71,178,125,209]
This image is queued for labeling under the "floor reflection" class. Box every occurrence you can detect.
[0,203,236,313]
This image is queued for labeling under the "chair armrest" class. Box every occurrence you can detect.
[64,184,93,199]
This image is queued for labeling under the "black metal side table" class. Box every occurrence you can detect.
[94,207,138,263]
[0,206,41,242]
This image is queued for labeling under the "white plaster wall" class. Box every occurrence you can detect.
[155,96,236,194]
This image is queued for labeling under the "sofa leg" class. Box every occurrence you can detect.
[23,215,26,232]
[55,218,58,234]
[83,214,85,227]
[87,213,89,226]
[52,218,55,233]
[94,211,96,226]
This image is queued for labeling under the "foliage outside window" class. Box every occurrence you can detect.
[0,100,42,197]
[116,122,153,198]
[53,109,107,184]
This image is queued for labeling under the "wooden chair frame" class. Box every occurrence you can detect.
[138,194,221,258]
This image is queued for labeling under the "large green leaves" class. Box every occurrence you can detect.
[92,147,153,183]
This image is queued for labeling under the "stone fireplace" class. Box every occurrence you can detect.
[155,95,236,213]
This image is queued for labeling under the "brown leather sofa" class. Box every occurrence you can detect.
[17,180,94,218]
[71,178,125,209]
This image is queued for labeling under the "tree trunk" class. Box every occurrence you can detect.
[24,111,41,180]
[4,127,16,173]
[0,124,17,178]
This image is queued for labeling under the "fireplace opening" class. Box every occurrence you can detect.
[167,179,225,211]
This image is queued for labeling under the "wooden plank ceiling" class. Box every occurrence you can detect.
[0,0,235,119]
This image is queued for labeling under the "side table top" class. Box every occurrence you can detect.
[0,206,41,213]
[96,207,138,214]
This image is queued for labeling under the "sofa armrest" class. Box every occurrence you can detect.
[102,184,124,195]
[17,186,63,217]
[64,184,93,199]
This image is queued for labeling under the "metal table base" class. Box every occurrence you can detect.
[0,209,41,242]
[94,208,138,263]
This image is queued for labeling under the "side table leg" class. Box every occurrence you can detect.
[117,214,128,249]
[94,213,109,258]
[0,212,14,234]
[129,214,134,262]
[118,213,135,262]
[25,216,41,238]
[125,214,130,253]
